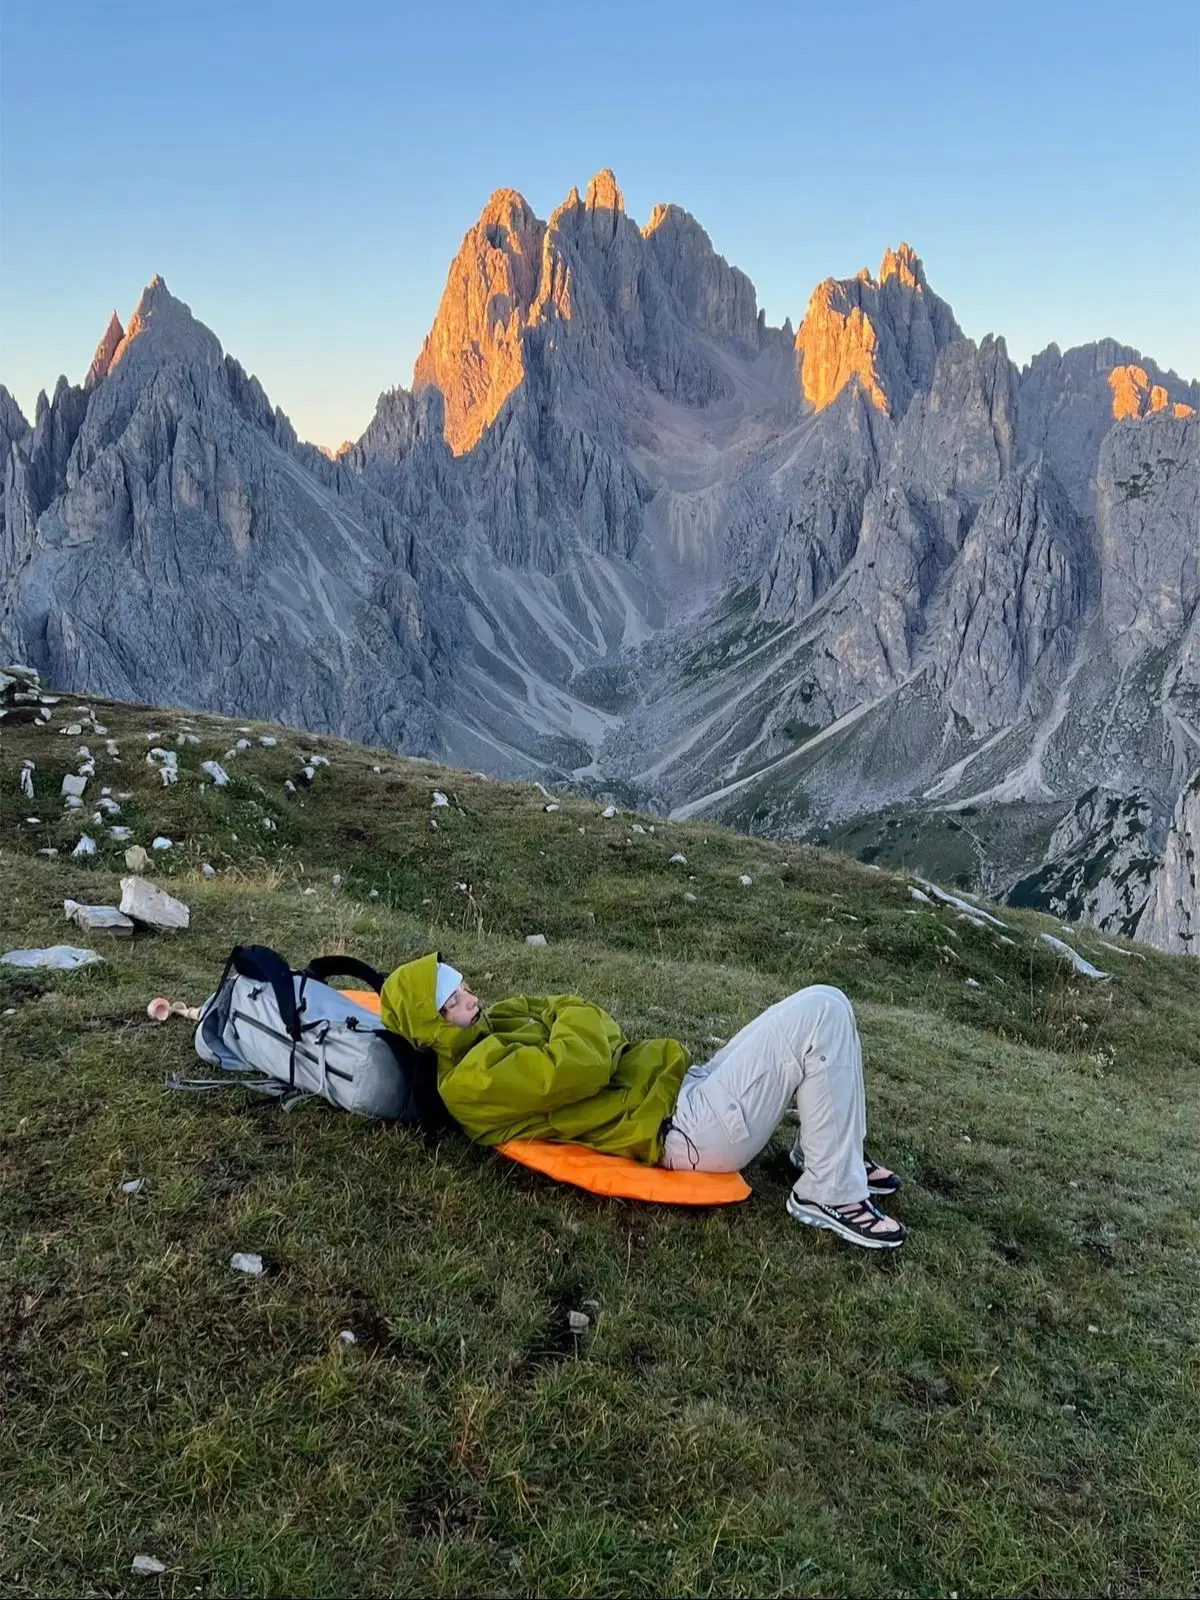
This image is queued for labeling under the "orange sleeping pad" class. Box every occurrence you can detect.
[341,990,751,1206]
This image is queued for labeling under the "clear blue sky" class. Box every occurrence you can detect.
[2,0,1197,447]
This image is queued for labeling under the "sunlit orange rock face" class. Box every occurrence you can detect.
[85,312,125,387]
[413,177,620,455]
[795,243,928,415]
[1108,363,1196,421]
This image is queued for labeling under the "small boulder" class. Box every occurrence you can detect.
[119,876,190,932]
[526,933,548,947]
[200,760,230,787]
[65,903,134,937]
[61,773,88,798]
[71,835,97,858]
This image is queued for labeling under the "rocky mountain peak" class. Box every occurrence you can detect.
[585,168,625,213]
[878,242,926,290]
[795,245,962,417]
[411,191,549,455]
[101,276,220,383]
[85,312,125,388]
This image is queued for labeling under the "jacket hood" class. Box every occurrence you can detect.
[381,952,484,1062]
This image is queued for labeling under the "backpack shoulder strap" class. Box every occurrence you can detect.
[301,954,387,994]
[228,945,302,1039]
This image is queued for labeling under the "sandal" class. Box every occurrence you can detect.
[786,1192,907,1249]
[789,1147,901,1198]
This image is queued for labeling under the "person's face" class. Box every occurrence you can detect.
[440,982,481,1028]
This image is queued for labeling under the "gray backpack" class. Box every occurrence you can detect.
[180,945,448,1127]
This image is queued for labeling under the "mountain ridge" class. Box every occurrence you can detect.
[2,173,1197,957]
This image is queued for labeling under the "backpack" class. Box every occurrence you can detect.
[178,944,450,1130]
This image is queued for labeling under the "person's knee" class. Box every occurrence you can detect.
[782,984,858,1053]
[786,984,854,1021]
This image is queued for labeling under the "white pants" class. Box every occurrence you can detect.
[660,985,868,1206]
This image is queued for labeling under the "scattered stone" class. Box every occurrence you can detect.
[121,1178,144,1195]
[669,853,688,865]
[62,773,88,798]
[301,765,316,782]
[259,735,277,747]
[125,846,151,872]
[368,888,379,899]
[601,805,616,819]
[64,902,135,937]
[544,802,560,813]
[151,836,173,851]
[97,796,121,815]
[91,722,107,735]
[130,1555,166,1576]
[371,764,381,774]
[235,738,251,750]
[1040,933,1110,981]
[108,826,131,841]
[229,1252,264,1275]
[739,874,753,887]
[200,760,230,786]
[1,945,102,969]
[71,835,97,858]
[331,874,343,887]
[106,740,120,757]
[631,823,645,834]
[76,745,91,759]
[908,886,932,904]
[260,818,275,831]
[339,1329,357,1344]
[64,722,82,736]
[429,818,438,831]
[567,1310,590,1333]
[526,933,548,947]
[684,892,698,904]
[202,863,216,877]
[120,876,190,932]
[19,766,34,799]
[283,779,296,792]
[916,878,1007,928]
[36,847,59,857]
[310,755,329,768]
[432,791,450,807]
[966,977,981,989]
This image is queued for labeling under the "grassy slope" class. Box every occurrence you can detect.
[2,696,1198,1599]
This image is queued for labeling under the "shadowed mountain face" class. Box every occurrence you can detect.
[2,170,1198,954]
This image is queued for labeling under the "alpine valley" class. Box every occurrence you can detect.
[2,172,1197,955]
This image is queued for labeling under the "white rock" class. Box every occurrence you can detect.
[916,879,1007,928]
[64,722,82,736]
[229,1252,264,1275]
[310,755,329,768]
[19,768,33,799]
[1040,933,1110,980]
[151,836,173,851]
[739,874,753,887]
[601,805,616,819]
[106,740,120,757]
[544,802,560,812]
[67,904,134,936]
[78,760,96,778]
[121,1178,144,1195]
[567,1310,590,1333]
[200,760,230,786]
[331,874,343,887]
[669,853,688,865]
[144,731,162,743]
[631,823,645,834]
[237,726,253,733]
[908,886,932,903]
[202,863,216,877]
[98,797,120,814]
[109,826,132,841]
[371,764,381,774]
[24,817,40,825]
[120,876,190,932]
[91,722,107,735]
[235,738,251,750]
[339,1329,357,1344]
[684,892,698,904]
[1,945,101,969]
[64,795,83,809]
[76,745,91,759]
[526,933,548,947]
[283,779,296,793]
[62,773,88,798]
[71,835,97,858]
[368,888,379,898]
[966,977,981,989]
[36,847,59,857]
[260,818,275,831]
[302,765,316,782]
[432,790,450,807]
[130,1555,166,1576]
[259,735,277,747]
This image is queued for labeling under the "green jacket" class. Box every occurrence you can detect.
[380,953,690,1164]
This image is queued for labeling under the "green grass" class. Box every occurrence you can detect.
[2,695,1198,1598]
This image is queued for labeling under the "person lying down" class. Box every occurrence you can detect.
[382,953,906,1251]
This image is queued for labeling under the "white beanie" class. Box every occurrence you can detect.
[435,962,464,1011]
